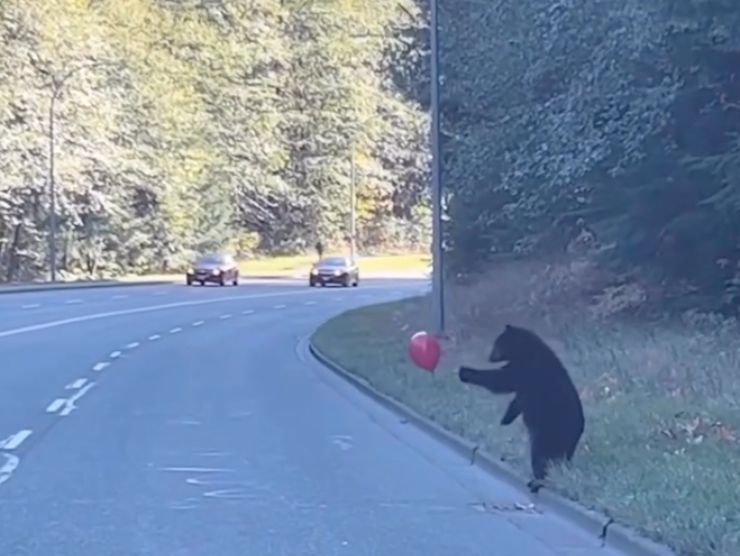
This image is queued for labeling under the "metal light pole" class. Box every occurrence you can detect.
[430,0,445,334]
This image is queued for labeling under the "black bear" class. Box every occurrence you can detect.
[458,324,585,493]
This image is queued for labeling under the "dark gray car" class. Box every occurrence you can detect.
[186,253,239,286]
[309,256,359,287]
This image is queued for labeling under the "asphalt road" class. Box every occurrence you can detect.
[0,279,621,556]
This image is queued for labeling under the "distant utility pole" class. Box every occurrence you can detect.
[48,85,59,282]
[430,0,445,334]
[350,152,357,261]
[42,62,104,282]
[47,75,73,283]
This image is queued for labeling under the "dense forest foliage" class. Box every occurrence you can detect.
[440,0,740,313]
[5,0,738,313]
[0,0,430,281]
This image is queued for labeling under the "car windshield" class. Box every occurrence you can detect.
[319,257,348,266]
[196,254,224,265]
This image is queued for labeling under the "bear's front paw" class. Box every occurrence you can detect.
[458,366,473,383]
[527,479,544,494]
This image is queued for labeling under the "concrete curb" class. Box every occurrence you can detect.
[0,279,175,295]
[308,341,677,556]
[0,273,306,293]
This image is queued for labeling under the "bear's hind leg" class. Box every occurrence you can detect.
[526,440,550,493]
[527,437,571,493]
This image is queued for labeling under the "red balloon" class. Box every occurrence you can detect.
[408,331,441,372]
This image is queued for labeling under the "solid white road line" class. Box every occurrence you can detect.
[0,286,398,339]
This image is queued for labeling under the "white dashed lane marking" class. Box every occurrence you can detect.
[0,285,395,339]
[0,430,33,450]
[46,399,66,413]
[0,286,409,489]
[59,382,95,417]
[159,467,233,473]
[0,454,19,486]
[66,378,87,390]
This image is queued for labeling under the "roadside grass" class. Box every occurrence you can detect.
[240,255,315,275]
[240,253,429,277]
[357,253,430,272]
[311,259,740,556]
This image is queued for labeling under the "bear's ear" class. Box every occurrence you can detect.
[505,324,513,331]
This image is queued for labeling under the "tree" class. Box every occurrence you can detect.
[0,0,430,282]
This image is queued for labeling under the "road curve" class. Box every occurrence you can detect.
[0,280,620,556]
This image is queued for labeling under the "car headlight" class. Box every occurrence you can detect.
[211,268,220,275]
[333,269,341,276]
[311,268,318,275]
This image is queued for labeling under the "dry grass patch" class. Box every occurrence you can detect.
[240,253,429,277]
